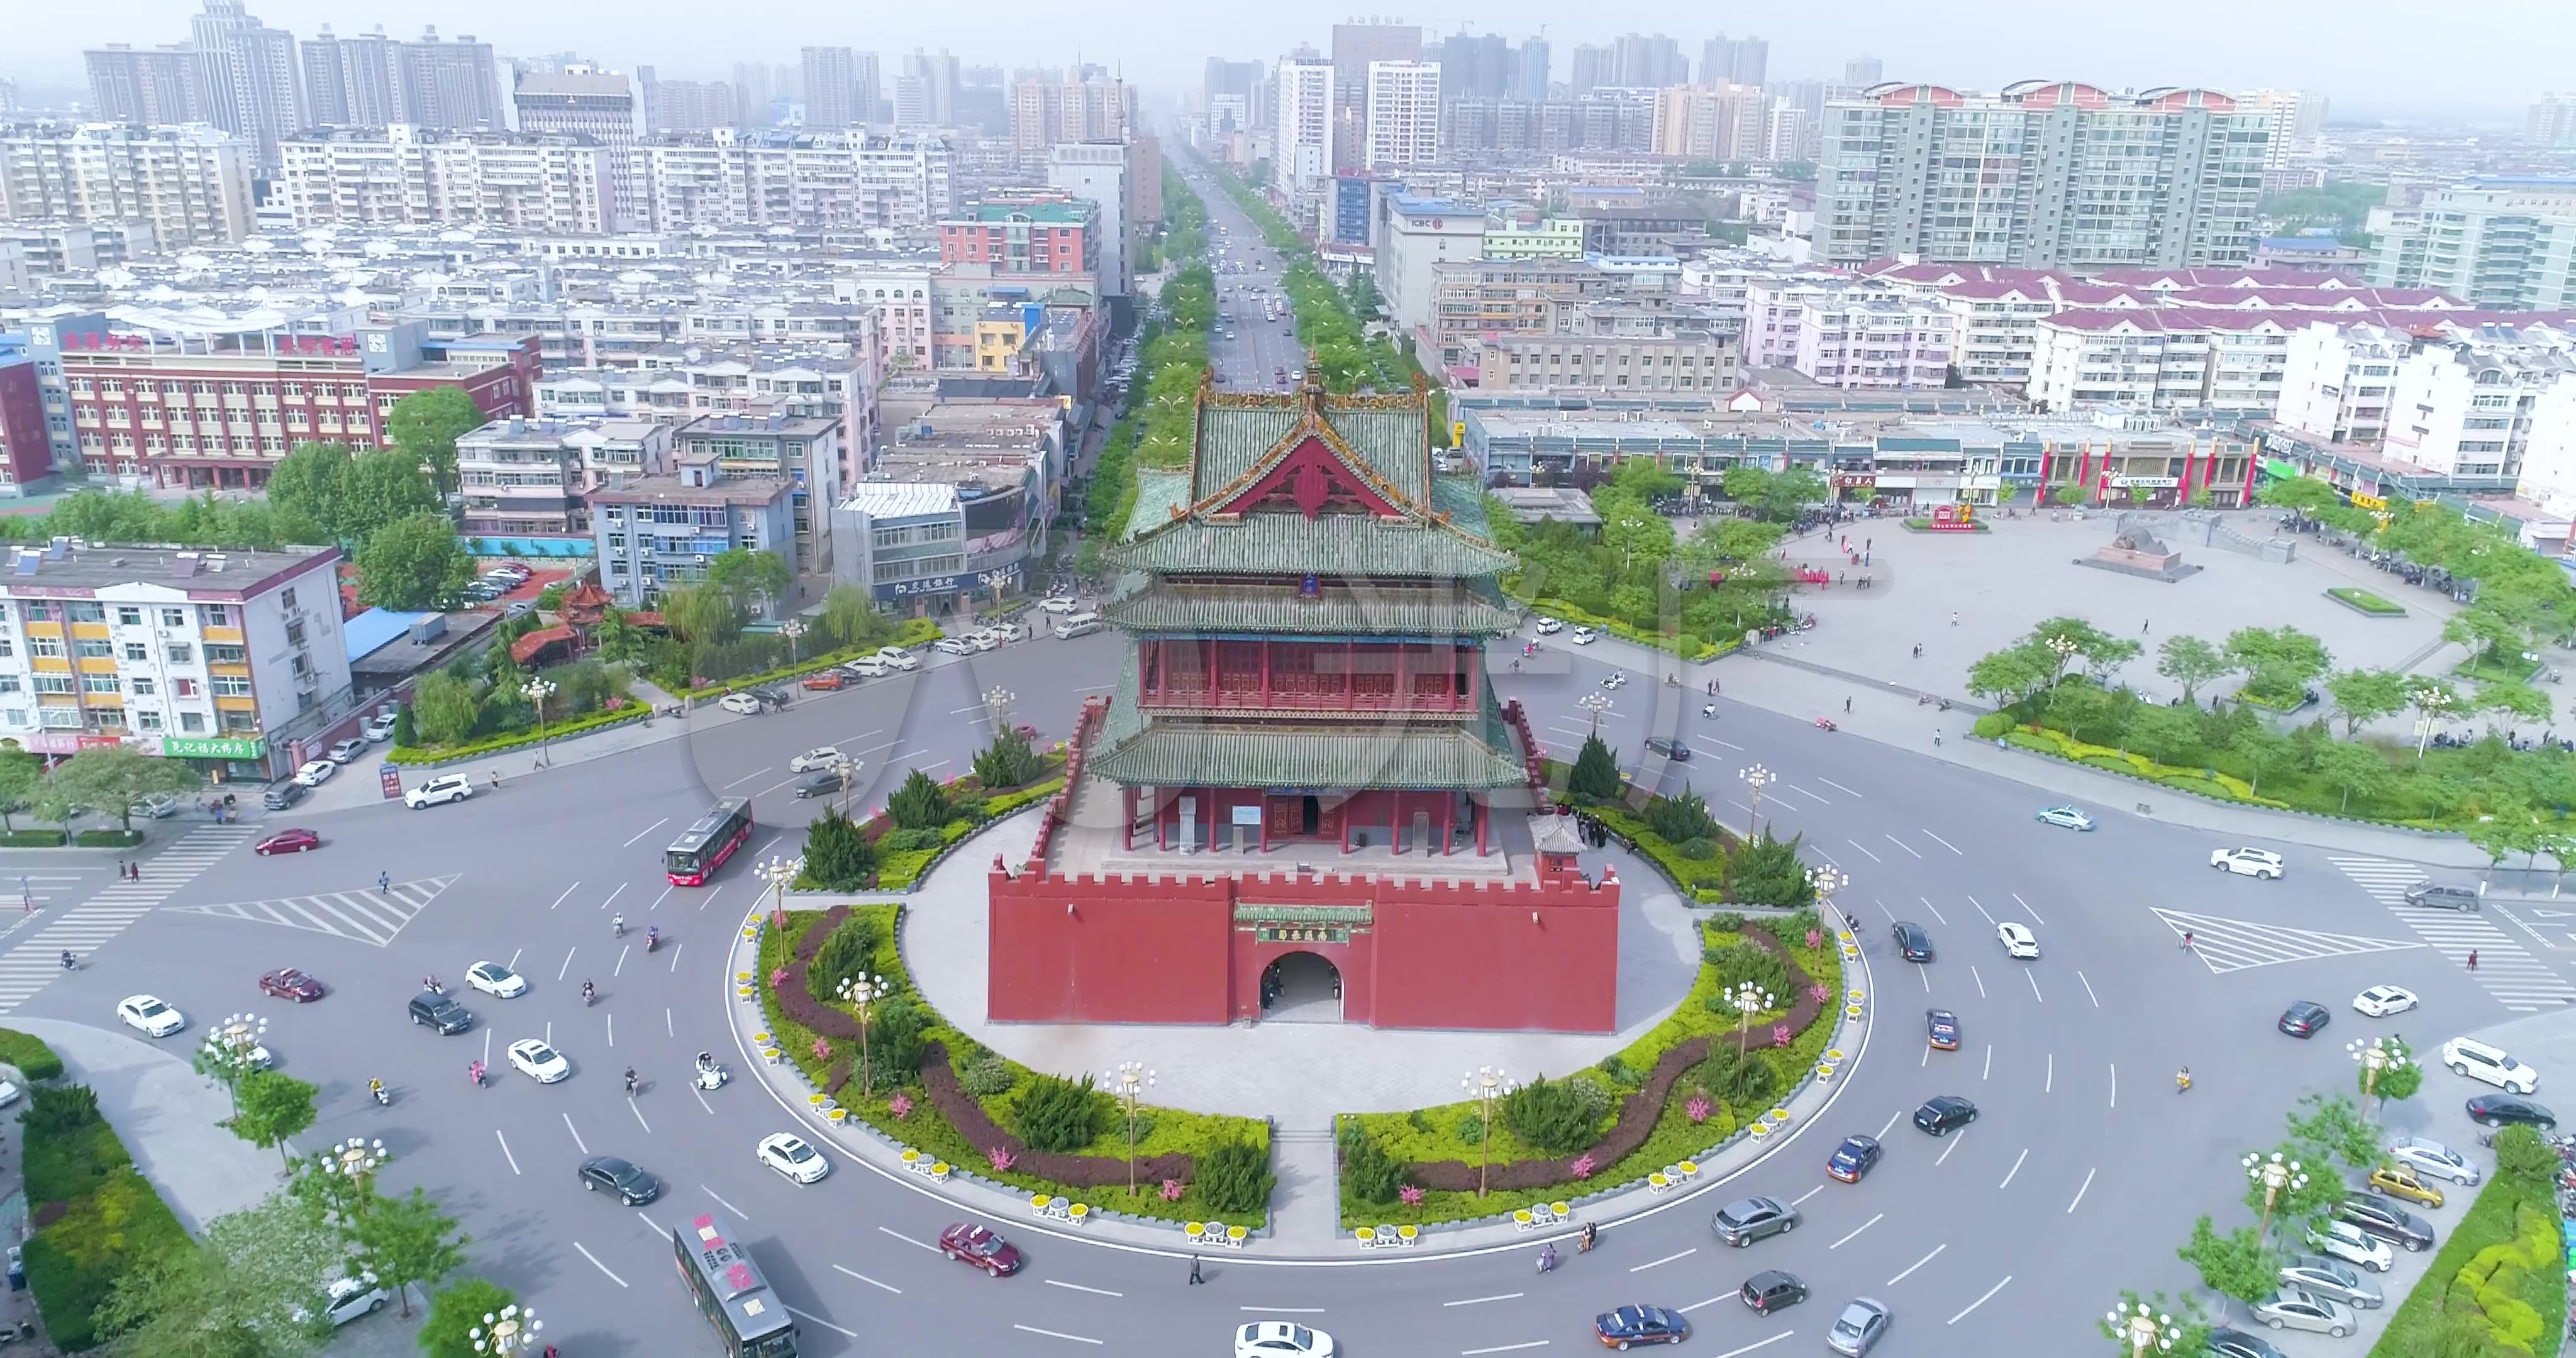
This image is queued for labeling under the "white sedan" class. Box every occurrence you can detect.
[1570,626,1599,644]
[789,746,843,774]
[506,1039,570,1084]
[1996,922,2041,959]
[1236,1321,1337,1357]
[875,648,920,672]
[466,961,527,998]
[718,692,762,715]
[2353,985,2419,1018]
[292,759,338,787]
[933,638,973,656]
[117,995,186,1037]
[1040,597,1079,614]
[757,1132,830,1184]
[2211,846,2286,880]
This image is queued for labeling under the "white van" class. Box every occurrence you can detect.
[1055,612,1102,639]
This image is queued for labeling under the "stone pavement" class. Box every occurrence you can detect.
[6,1017,280,1233]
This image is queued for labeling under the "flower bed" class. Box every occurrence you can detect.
[1336,916,1843,1228]
[797,759,1067,892]
[2324,587,2406,617]
[755,906,1271,1227]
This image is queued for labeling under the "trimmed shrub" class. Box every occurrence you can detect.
[1648,786,1719,843]
[1567,733,1621,800]
[1012,1074,1108,1154]
[1198,1141,1277,1217]
[0,1028,64,1082]
[1343,1125,1406,1204]
[1729,831,1817,908]
[796,807,879,891]
[880,827,944,853]
[1500,1076,1601,1156]
[958,1054,1017,1098]
[1676,836,1719,861]
[887,768,953,831]
[805,914,880,1000]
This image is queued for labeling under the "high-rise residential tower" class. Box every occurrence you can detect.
[189,0,302,170]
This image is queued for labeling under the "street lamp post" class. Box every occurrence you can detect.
[199,1012,269,1115]
[2349,1036,2411,1118]
[984,686,1018,737]
[2045,633,2080,688]
[1740,765,1775,837]
[2408,685,2453,759]
[1575,692,1611,737]
[2243,1150,2307,1237]
[1806,864,1847,930]
[1618,516,1646,570]
[1108,1060,1155,1196]
[521,676,558,768]
[780,618,807,665]
[470,1303,541,1356]
[1462,1066,1514,1197]
[833,756,859,816]
[759,853,803,930]
[837,973,886,1096]
[1728,981,1778,1055]
[2107,1299,2182,1357]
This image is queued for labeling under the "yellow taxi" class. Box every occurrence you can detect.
[2367,1163,2445,1210]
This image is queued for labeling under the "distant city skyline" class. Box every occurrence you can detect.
[0,0,2561,121]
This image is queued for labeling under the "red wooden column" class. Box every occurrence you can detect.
[1394,645,1407,711]
[1345,639,1355,705]
[1475,797,1489,854]
[1121,786,1136,851]
[1260,641,1272,707]
[1440,798,1454,855]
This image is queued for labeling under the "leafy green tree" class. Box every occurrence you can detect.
[386,386,486,495]
[797,808,880,891]
[410,672,481,749]
[1728,831,1815,908]
[659,582,741,647]
[50,744,201,832]
[2175,1215,2279,1315]
[2123,704,2205,765]
[2365,1036,2423,1112]
[1567,732,1622,800]
[340,448,442,546]
[2475,679,2552,735]
[418,1277,516,1358]
[2228,725,2297,796]
[2285,1093,2381,1172]
[2242,1142,2345,1238]
[2466,810,2546,875]
[265,442,355,539]
[390,702,416,748]
[96,1191,342,1358]
[972,731,1043,789]
[2492,1123,2555,1184]
[1965,641,2056,704]
[2311,740,2394,814]
[886,768,953,831]
[0,748,37,832]
[706,548,794,620]
[223,1069,318,1168]
[355,512,473,610]
[2223,626,2333,704]
[347,1186,468,1318]
[2445,603,2529,671]
[590,609,648,666]
[2326,668,2411,736]
[2156,635,2230,705]
[819,583,882,647]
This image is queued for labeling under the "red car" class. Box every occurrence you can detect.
[258,968,326,1002]
[937,1222,1023,1276]
[255,828,321,855]
[800,670,847,692]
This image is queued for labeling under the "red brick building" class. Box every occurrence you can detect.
[988,378,1622,1033]
[938,195,1099,276]
[0,354,51,491]
[59,323,538,489]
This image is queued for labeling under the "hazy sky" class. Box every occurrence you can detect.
[6,0,2563,119]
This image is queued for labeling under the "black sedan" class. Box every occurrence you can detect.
[795,771,845,799]
[577,1156,663,1205]
[2335,1195,2434,1252]
[1891,922,1934,962]
[2206,1328,2289,1358]
[1592,1305,1689,1348]
[2467,1094,2557,1130]
[2277,1000,2331,1038]
[1643,736,1690,761]
[1913,1095,1979,1136]
[1709,1196,1798,1247]
[1740,1269,1809,1315]
[1825,1134,1882,1183]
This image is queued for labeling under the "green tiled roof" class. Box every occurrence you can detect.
[1233,903,1375,924]
[1089,655,1532,791]
[1106,512,1514,578]
[1101,578,1523,636]
[1123,469,1194,542]
[1192,400,1430,502]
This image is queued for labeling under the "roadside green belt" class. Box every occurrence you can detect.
[387,699,647,766]
[1518,594,1732,661]
[21,1074,189,1352]
[2365,1142,2563,1357]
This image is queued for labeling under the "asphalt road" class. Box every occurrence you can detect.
[1187,168,1302,395]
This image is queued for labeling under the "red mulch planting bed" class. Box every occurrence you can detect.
[1400,928,1822,1193]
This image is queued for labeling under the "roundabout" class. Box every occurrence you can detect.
[0,619,2534,1357]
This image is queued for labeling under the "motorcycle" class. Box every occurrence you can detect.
[1535,1246,1558,1275]
[1814,717,1837,732]
[1701,704,1720,720]
[694,1053,730,1091]
[646,929,659,953]
[467,1061,485,1089]
[371,1085,391,1107]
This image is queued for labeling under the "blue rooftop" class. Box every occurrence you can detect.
[344,608,436,663]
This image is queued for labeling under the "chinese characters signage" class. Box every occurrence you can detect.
[161,736,266,760]
[1256,925,1352,946]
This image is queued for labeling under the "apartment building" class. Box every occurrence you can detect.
[279,129,614,235]
[672,411,840,577]
[2385,332,2576,478]
[1482,213,1585,261]
[1793,296,1950,390]
[937,198,1097,275]
[830,394,1065,610]
[1045,143,1132,297]
[1008,77,1136,165]
[588,453,796,611]
[1364,61,1441,168]
[0,541,350,779]
[0,121,256,247]
[1273,58,1336,197]
[1819,80,2270,268]
[2275,321,2410,445]
[2027,311,2293,413]
[2365,179,2576,311]
[1468,332,1739,393]
[56,321,536,489]
[1377,197,1491,339]
[455,416,674,537]
[1421,257,1622,370]
[1649,84,1764,162]
[0,353,52,491]
[82,45,207,125]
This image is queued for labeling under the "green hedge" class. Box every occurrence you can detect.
[1518,594,1733,662]
[689,619,948,702]
[22,1085,189,1351]
[2325,587,2405,616]
[874,778,1066,890]
[2367,1154,2565,1357]
[0,1027,64,1081]
[72,830,140,848]
[0,831,64,847]
[387,700,647,765]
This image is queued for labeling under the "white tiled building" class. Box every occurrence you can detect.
[1364,61,1440,169]
[0,121,257,247]
[1272,58,1336,196]
[454,416,674,536]
[1792,295,1950,390]
[2275,321,2409,446]
[2385,330,2576,478]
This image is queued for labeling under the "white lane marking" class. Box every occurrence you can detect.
[649,884,674,912]
[1791,1184,1825,1206]
[1970,966,1986,999]
[752,779,796,799]
[507,947,523,969]
[2078,971,2099,1008]
[1877,1108,1902,1138]
[2012,892,2047,925]
[789,1306,858,1338]
[1784,782,1832,805]
[494,1129,521,1174]
[1982,1045,1992,1080]
[1009,1329,1102,1350]
[574,1242,628,1287]
[665,1007,674,1036]
[1829,1213,1883,1249]
[694,1086,714,1116]
[1917,897,1949,926]
[833,1263,901,1295]
[2045,1054,2053,1093]
[1704,1335,1796,1358]
[704,1186,748,1220]
[614,946,628,980]
[1920,1044,1929,1069]
[2109,1064,2117,1109]
[1241,1306,1328,1313]
[2067,1168,2096,1213]
[1702,737,1746,751]
[878,1227,940,1253]
[668,942,684,973]
[1964,894,1997,925]
[628,1098,652,1134]
[697,883,725,913]
[1921,828,1962,855]
[601,883,626,911]
[557,947,575,981]
[1844,839,1884,863]
[1677,1295,1733,1314]
[620,819,669,847]
[547,881,580,910]
[1918,966,1930,993]
[1885,834,1923,859]
[721,768,772,789]
[1444,1293,1526,1306]
[1947,1276,2011,1325]
[1818,777,1863,797]
[562,1112,588,1154]
[1999,1148,2028,1189]
[1459,1344,1548,1356]
[1887,1244,1946,1286]
[1629,1248,1696,1272]
[1045,1279,1124,1298]
[1935,1129,1967,1165]
[2026,969,2044,1003]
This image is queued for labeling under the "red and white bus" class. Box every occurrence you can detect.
[666,798,752,886]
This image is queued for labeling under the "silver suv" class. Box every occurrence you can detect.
[2403,882,2481,911]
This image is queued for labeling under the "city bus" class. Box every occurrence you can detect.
[672,1214,799,1357]
[665,798,752,886]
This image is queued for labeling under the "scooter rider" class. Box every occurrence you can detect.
[1579,1222,1598,1252]
[646,925,659,951]
[612,912,625,938]
[1536,1244,1558,1274]
[582,980,596,1006]
[2176,1066,2192,1093]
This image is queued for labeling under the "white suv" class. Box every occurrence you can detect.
[404,775,474,809]
[875,647,920,671]
[2211,847,2286,879]
[2441,1037,2540,1094]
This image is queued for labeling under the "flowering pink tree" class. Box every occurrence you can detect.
[1685,1095,1713,1124]
[1772,1023,1792,1047]
[812,1037,832,1063]
[987,1145,1016,1172]
[1568,1152,1597,1179]
[1809,982,1831,1004]
[889,1091,913,1120]
[1805,929,1823,949]
[1399,1184,1424,1205]
[1161,1179,1185,1201]
[772,967,791,988]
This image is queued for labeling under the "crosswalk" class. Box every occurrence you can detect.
[0,825,258,1014]
[168,875,457,947]
[2151,908,2425,975]
[2330,857,2576,1011]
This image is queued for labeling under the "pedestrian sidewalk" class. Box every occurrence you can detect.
[6,1017,279,1233]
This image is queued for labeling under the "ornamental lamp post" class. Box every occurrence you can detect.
[1618,516,1646,570]
[2243,1150,2307,1237]
[199,1012,269,1114]
[837,973,887,1096]
[2349,1036,2411,1118]
[1108,1060,1155,1196]
[521,676,558,768]
[780,617,806,664]
[1462,1066,1515,1198]
[2046,632,2080,687]
[833,756,860,815]
[470,1304,540,1356]
[984,686,1018,736]
[1740,765,1775,837]
[1807,864,1847,929]
[1576,692,1611,737]
[759,853,803,930]
[2107,1299,2181,1357]
[2408,685,2453,759]
[1728,981,1778,1055]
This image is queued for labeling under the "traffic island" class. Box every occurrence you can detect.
[2324,587,2406,617]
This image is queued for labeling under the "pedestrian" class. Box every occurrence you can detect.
[1845,696,1853,713]
[1188,1255,1205,1285]
[1865,538,1872,551]
[1950,610,1960,627]
[1838,570,1846,585]
[2468,950,2480,972]
[378,871,391,897]
[129,862,140,882]
[113,861,124,881]
[2142,619,2150,634]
